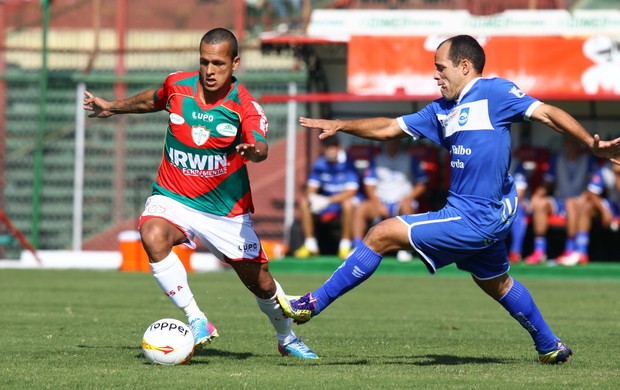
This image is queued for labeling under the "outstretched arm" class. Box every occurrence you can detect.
[299,116,407,141]
[83,89,159,118]
[531,104,620,164]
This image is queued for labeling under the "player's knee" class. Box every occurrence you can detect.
[140,225,175,261]
[365,220,401,254]
[245,277,276,299]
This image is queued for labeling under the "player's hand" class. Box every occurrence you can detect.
[236,143,267,162]
[299,117,340,140]
[83,91,113,118]
[591,134,620,165]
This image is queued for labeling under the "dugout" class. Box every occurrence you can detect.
[260,8,620,260]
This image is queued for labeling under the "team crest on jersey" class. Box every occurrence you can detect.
[191,125,210,146]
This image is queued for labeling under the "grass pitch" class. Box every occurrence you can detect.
[1,260,619,389]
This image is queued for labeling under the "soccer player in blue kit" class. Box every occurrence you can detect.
[277,35,620,364]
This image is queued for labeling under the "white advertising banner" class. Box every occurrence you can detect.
[307,9,620,41]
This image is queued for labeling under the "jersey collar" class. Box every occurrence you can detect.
[455,77,482,105]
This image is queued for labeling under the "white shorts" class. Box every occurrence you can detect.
[139,195,268,263]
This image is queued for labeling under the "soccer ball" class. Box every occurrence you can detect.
[141,318,195,365]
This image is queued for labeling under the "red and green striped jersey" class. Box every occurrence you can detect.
[151,71,268,217]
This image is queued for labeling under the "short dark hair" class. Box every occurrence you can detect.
[440,35,485,74]
[321,136,340,147]
[201,28,238,59]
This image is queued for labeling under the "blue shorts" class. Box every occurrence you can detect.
[549,197,567,216]
[398,205,509,280]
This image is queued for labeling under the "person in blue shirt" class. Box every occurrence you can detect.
[524,136,598,265]
[294,136,360,259]
[353,138,429,262]
[277,35,620,364]
[557,162,620,266]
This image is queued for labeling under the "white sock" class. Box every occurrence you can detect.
[254,279,295,345]
[304,237,319,253]
[339,239,352,250]
[183,298,206,322]
[151,251,195,310]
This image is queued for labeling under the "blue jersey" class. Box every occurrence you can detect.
[588,163,620,207]
[307,150,359,196]
[398,77,540,239]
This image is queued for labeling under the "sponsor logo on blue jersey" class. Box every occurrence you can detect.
[458,107,469,126]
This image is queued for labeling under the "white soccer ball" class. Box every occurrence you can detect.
[141,318,195,365]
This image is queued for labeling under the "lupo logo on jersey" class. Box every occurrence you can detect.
[458,107,469,126]
[238,242,259,253]
[192,126,210,146]
[192,112,214,122]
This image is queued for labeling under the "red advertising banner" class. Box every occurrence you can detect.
[348,36,620,99]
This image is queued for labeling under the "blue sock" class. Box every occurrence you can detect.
[352,237,364,249]
[565,237,575,253]
[510,206,527,253]
[575,231,589,254]
[534,236,547,253]
[498,278,558,353]
[312,243,382,314]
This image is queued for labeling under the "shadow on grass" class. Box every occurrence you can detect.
[75,344,256,364]
[397,354,514,366]
[130,348,254,364]
[193,347,253,360]
[277,355,514,366]
[79,345,142,349]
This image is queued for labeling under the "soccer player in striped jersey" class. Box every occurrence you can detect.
[84,28,316,359]
[278,34,620,364]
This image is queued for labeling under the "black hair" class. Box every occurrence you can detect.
[321,136,340,147]
[440,35,486,74]
[200,28,238,59]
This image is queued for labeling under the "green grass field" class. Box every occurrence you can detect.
[1,259,619,389]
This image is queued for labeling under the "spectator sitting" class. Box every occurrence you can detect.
[352,138,428,262]
[525,136,598,265]
[557,162,620,266]
[294,136,359,259]
[507,157,531,263]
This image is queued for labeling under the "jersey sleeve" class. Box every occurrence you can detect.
[238,87,268,145]
[490,78,541,123]
[153,73,179,111]
[363,161,378,186]
[343,167,361,191]
[307,159,324,189]
[587,167,606,195]
[397,102,444,146]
